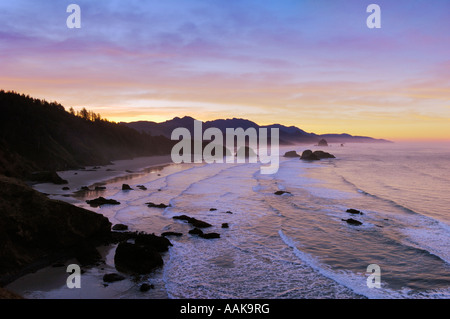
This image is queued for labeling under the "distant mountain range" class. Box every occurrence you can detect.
[122,116,391,145]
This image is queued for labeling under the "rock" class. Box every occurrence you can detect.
[29,171,68,185]
[139,283,154,292]
[161,232,183,237]
[274,190,291,195]
[74,241,102,266]
[94,186,106,190]
[114,242,163,274]
[134,233,172,252]
[122,184,133,190]
[313,151,335,159]
[346,209,364,215]
[146,202,170,209]
[0,176,112,280]
[200,232,220,239]
[112,224,128,231]
[283,151,300,158]
[318,139,328,147]
[188,228,204,235]
[225,211,233,214]
[236,146,257,160]
[136,185,147,190]
[300,150,320,161]
[103,273,125,283]
[62,187,70,190]
[221,223,229,228]
[80,186,90,191]
[342,218,363,226]
[209,208,217,211]
[86,197,121,207]
[173,215,212,228]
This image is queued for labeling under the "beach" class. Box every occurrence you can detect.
[6,143,450,299]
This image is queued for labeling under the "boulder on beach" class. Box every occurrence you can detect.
[114,242,163,274]
[342,218,363,226]
[283,151,301,158]
[221,223,229,229]
[274,190,291,195]
[136,185,147,190]
[313,151,336,159]
[346,209,364,215]
[86,197,121,207]
[146,202,170,209]
[188,228,204,235]
[173,215,212,228]
[300,150,335,161]
[318,139,328,147]
[122,184,133,191]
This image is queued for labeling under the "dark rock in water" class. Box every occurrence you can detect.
[346,209,364,215]
[300,150,320,161]
[200,232,220,239]
[225,211,233,214]
[112,224,128,231]
[274,190,291,195]
[342,218,363,226]
[95,186,106,190]
[103,273,125,283]
[86,197,121,207]
[134,233,172,252]
[283,151,301,158]
[136,185,147,190]
[146,202,170,209]
[161,232,183,237]
[188,228,204,235]
[62,187,70,190]
[157,189,162,192]
[173,215,212,228]
[29,171,68,185]
[140,283,154,292]
[313,151,335,159]
[114,242,163,274]
[209,208,217,211]
[80,186,90,191]
[122,184,133,190]
[221,223,229,229]
[318,139,328,147]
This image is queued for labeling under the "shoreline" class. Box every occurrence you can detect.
[4,155,176,299]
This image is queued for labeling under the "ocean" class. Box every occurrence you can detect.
[8,142,450,299]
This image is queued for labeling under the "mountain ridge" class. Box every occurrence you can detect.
[122,116,391,145]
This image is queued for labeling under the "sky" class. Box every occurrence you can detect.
[0,0,449,140]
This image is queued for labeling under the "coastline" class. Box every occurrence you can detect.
[3,155,175,299]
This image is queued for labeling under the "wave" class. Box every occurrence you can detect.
[278,229,450,299]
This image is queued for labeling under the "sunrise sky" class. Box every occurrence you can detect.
[0,0,449,140]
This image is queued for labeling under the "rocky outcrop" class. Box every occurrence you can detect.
[236,146,257,160]
[342,218,363,226]
[283,151,300,158]
[318,139,328,147]
[112,224,128,231]
[86,197,121,207]
[0,176,111,284]
[114,242,163,274]
[146,202,170,209]
[300,150,335,161]
[346,209,364,215]
[274,190,291,195]
[173,215,212,228]
[122,184,133,191]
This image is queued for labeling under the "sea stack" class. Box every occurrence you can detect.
[318,139,328,147]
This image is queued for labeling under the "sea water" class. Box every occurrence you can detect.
[9,142,450,299]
